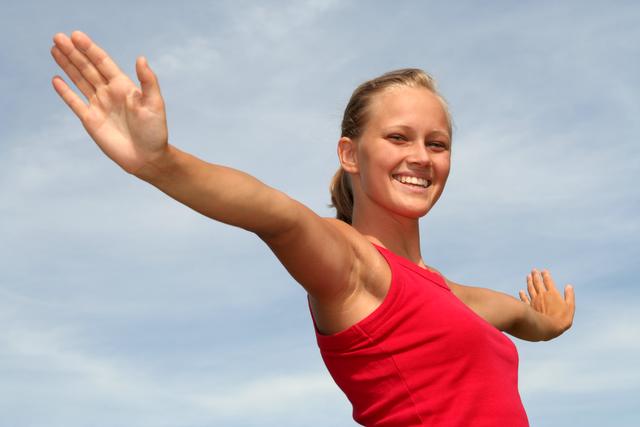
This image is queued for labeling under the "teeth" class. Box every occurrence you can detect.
[393,175,430,188]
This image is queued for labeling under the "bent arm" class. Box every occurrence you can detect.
[446,270,575,342]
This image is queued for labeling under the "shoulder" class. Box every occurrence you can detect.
[424,265,465,297]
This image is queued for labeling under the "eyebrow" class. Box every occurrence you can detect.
[383,124,450,139]
[426,129,450,138]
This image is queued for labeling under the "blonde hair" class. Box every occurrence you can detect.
[330,68,453,224]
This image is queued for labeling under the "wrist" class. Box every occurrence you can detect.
[511,303,553,342]
[529,308,563,341]
[133,144,179,183]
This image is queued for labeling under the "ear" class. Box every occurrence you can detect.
[338,137,359,174]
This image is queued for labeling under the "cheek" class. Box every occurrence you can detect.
[358,149,388,186]
[443,162,451,178]
[431,157,451,194]
[437,156,451,177]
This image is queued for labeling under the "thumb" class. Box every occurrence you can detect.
[564,284,576,316]
[136,56,162,106]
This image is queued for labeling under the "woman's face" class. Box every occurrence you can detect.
[347,86,451,220]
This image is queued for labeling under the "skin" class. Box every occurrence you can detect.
[51,31,575,342]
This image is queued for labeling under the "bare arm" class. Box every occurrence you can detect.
[445,269,575,342]
[51,31,372,303]
[142,145,367,303]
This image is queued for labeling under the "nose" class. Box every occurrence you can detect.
[407,142,432,167]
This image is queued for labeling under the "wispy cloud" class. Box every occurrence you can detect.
[520,302,640,395]
[154,37,223,76]
[193,371,338,415]
[1,1,638,427]
[1,290,347,425]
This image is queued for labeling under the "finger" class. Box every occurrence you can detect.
[51,45,95,100]
[519,290,530,304]
[542,270,558,292]
[527,273,537,298]
[135,56,163,106]
[53,32,107,88]
[71,30,122,81]
[532,269,547,293]
[52,76,89,119]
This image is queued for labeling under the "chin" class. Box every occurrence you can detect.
[393,204,433,220]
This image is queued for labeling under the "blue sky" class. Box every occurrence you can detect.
[1,1,639,426]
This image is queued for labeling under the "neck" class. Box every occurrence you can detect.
[351,204,425,267]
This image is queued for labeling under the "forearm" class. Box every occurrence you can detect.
[136,144,297,237]
[450,280,569,342]
[449,282,519,330]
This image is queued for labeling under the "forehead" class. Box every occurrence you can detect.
[366,86,449,133]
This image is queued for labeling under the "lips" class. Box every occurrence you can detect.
[392,174,431,188]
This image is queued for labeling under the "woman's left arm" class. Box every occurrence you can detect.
[445,270,575,341]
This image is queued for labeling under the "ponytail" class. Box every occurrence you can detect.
[330,168,353,224]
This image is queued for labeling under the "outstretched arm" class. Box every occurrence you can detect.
[50,31,374,305]
[51,31,294,236]
[446,269,575,341]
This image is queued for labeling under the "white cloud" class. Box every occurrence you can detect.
[230,0,342,42]
[153,37,223,76]
[193,371,339,416]
[0,111,221,240]
[0,308,170,417]
[2,2,638,426]
[520,301,640,395]
[0,293,348,426]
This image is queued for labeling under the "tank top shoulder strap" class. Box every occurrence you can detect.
[371,243,451,292]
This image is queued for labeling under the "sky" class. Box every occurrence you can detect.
[1,1,639,426]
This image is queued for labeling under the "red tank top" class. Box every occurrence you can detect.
[311,244,529,426]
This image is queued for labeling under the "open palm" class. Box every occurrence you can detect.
[51,31,168,175]
[520,269,575,339]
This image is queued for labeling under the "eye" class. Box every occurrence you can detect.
[427,141,448,151]
[388,134,407,142]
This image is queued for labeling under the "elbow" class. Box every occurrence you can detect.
[254,192,304,243]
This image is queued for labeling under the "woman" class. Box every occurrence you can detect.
[51,31,575,426]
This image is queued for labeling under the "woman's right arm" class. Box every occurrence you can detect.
[141,144,367,303]
[51,31,375,303]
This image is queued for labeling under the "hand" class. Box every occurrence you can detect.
[51,31,168,176]
[519,269,576,340]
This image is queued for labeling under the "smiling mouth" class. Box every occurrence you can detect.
[392,174,431,188]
